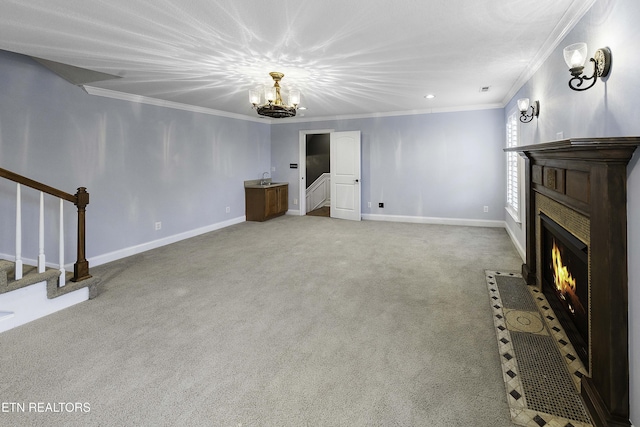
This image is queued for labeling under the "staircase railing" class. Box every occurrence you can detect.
[0,167,91,284]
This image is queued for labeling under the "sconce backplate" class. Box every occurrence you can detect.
[594,47,611,77]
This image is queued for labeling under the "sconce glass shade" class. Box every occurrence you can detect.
[563,43,588,69]
[518,99,539,123]
[249,89,261,106]
[288,90,300,106]
[563,43,612,91]
[517,98,530,113]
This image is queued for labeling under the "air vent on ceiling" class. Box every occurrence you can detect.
[480,86,491,92]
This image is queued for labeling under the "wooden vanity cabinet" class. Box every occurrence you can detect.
[245,184,288,221]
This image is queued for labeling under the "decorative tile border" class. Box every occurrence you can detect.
[485,271,592,427]
[527,286,590,391]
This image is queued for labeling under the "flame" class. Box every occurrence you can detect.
[552,239,577,314]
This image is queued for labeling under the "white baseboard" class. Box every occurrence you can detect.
[286,209,301,216]
[0,253,74,271]
[362,213,506,228]
[504,223,526,262]
[89,216,246,267]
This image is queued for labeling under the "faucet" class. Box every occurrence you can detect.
[260,171,270,185]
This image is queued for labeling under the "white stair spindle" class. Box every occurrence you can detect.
[38,191,45,273]
[15,184,23,280]
[58,198,66,287]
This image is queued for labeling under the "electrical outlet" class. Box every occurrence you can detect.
[294,198,298,205]
[379,203,384,208]
[271,166,276,172]
[368,202,372,208]
[556,131,564,139]
[483,206,489,213]
[155,221,162,231]
[225,207,230,213]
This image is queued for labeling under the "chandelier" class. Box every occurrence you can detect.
[249,72,300,118]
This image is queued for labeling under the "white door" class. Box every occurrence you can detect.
[330,131,361,221]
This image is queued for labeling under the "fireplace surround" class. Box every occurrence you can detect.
[506,137,640,427]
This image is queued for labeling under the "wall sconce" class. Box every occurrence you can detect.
[517,98,539,123]
[563,43,611,91]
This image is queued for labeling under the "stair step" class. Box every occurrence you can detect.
[0,258,100,334]
[0,259,100,300]
[0,282,88,334]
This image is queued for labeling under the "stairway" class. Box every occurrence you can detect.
[0,259,99,333]
[306,173,331,213]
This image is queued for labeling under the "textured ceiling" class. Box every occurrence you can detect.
[0,0,595,121]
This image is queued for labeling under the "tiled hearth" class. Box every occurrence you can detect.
[487,271,592,427]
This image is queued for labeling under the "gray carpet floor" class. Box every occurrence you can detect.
[0,216,523,426]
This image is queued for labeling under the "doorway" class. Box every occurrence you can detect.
[298,129,361,221]
[305,133,331,217]
[298,129,333,216]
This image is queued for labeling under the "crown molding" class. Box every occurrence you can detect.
[501,0,597,105]
[272,103,505,124]
[82,86,268,124]
[83,85,504,124]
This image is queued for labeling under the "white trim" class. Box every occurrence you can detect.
[0,253,75,271]
[306,173,331,212]
[501,0,597,105]
[88,216,245,267]
[362,213,506,228]
[286,209,301,216]
[505,206,521,225]
[84,86,504,124]
[277,104,504,124]
[504,222,526,262]
[82,86,267,123]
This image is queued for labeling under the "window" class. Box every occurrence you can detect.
[506,111,520,222]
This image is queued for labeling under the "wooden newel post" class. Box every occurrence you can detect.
[72,187,91,282]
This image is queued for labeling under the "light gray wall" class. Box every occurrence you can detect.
[271,109,505,221]
[503,0,640,423]
[0,50,271,264]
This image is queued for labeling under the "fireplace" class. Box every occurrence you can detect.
[505,137,640,427]
[540,212,589,367]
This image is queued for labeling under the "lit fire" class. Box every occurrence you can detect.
[552,239,577,314]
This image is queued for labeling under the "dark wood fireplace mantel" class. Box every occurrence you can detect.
[505,137,640,427]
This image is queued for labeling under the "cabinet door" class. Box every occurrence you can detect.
[265,187,279,217]
[278,185,288,213]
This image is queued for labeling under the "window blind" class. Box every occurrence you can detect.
[506,112,519,218]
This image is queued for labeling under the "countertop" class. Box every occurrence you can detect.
[244,179,288,189]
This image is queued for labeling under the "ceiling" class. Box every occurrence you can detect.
[0,0,595,121]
